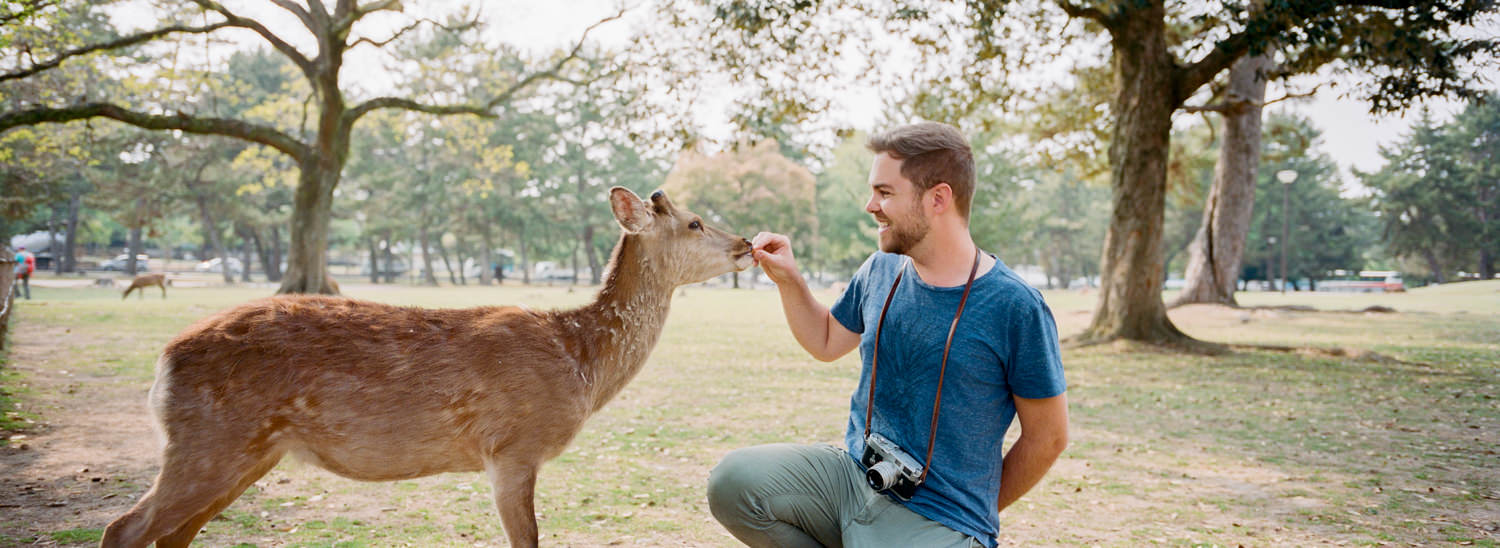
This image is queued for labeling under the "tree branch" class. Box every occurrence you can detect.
[347,15,474,51]
[186,0,315,78]
[0,21,235,84]
[335,0,403,35]
[340,8,624,129]
[1056,0,1114,28]
[267,0,319,34]
[0,102,309,161]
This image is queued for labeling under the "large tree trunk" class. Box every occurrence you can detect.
[126,224,144,276]
[48,208,62,275]
[519,222,531,285]
[366,234,381,283]
[381,229,397,283]
[1078,9,1195,346]
[418,221,438,286]
[62,192,81,273]
[239,228,254,282]
[278,161,342,294]
[1422,249,1446,283]
[1172,54,1272,308]
[435,232,458,285]
[479,217,495,285]
[583,224,601,285]
[190,185,234,284]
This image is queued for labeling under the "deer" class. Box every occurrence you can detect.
[122,273,169,300]
[100,188,754,548]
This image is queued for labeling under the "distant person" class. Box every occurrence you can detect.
[708,122,1069,547]
[13,246,35,300]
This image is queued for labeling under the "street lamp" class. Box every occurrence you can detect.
[1276,169,1298,294]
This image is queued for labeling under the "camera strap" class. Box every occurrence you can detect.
[864,247,980,484]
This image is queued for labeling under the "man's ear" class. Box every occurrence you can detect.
[927,183,954,215]
[610,187,654,233]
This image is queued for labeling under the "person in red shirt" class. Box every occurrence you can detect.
[13,246,34,300]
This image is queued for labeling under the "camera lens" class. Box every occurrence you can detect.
[865,461,900,491]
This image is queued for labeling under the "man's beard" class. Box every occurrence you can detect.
[877,203,929,255]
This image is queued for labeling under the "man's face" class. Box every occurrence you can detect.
[866,153,930,255]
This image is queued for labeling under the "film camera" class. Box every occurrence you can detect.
[860,432,925,501]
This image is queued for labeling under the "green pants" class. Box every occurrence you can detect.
[707,443,983,548]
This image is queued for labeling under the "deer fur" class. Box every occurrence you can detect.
[100,188,754,548]
[122,273,168,300]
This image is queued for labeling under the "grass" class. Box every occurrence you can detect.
[1,277,1497,546]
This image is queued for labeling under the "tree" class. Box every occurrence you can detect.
[1242,115,1375,290]
[663,140,817,287]
[689,0,1496,346]
[1,2,618,294]
[1364,97,1500,281]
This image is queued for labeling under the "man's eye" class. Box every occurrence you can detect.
[689,220,701,230]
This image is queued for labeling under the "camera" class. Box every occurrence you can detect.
[860,432,924,501]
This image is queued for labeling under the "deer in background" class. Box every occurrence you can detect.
[101,188,755,548]
[122,273,169,300]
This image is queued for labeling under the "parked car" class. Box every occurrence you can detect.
[194,257,244,275]
[99,253,150,271]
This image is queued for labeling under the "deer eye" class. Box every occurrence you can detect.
[688,220,702,231]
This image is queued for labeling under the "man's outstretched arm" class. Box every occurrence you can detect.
[997,393,1069,512]
[752,231,860,362]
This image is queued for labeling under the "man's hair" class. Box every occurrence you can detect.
[867,122,975,219]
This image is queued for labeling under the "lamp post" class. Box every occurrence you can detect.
[1276,169,1298,294]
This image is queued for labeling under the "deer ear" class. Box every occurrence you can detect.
[609,187,653,233]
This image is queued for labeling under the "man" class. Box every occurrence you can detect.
[707,122,1068,547]
[13,246,35,300]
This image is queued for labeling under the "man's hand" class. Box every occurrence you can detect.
[752,232,800,286]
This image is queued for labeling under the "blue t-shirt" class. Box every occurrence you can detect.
[830,251,1066,547]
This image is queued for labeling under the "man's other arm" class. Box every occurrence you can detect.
[996,393,1069,512]
[751,232,861,362]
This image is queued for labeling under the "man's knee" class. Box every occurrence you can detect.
[707,446,762,518]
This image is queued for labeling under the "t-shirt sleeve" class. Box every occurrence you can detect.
[829,254,875,334]
[1005,294,1067,399]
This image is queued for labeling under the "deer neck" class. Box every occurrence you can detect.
[561,234,676,412]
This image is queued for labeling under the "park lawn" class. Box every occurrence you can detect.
[0,279,1496,546]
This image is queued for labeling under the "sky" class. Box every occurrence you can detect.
[463,1,1486,183]
[109,0,1488,183]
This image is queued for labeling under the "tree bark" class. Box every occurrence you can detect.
[435,233,458,285]
[278,159,341,294]
[519,222,531,285]
[190,183,234,284]
[1172,54,1272,308]
[1422,248,1446,283]
[62,192,81,273]
[479,216,495,285]
[239,228,254,282]
[418,220,438,286]
[1480,249,1495,281]
[583,224,601,285]
[1077,9,1196,346]
[381,229,396,283]
[366,234,381,283]
[126,224,144,276]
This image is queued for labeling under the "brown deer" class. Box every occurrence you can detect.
[101,188,754,548]
[122,273,169,300]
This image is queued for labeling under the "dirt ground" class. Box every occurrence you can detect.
[2,322,160,546]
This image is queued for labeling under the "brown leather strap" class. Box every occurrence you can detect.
[863,248,982,484]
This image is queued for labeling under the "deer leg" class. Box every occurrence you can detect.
[159,284,166,299]
[151,451,282,548]
[102,440,281,547]
[484,456,541,548]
